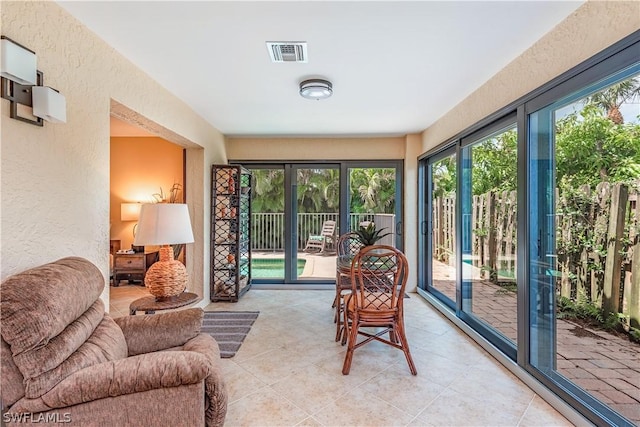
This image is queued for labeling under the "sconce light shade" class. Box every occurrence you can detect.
[0,37,37,86]
[120,202,142,221]
[32,86,66,123]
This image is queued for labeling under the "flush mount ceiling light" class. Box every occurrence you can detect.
[299,79,332,100]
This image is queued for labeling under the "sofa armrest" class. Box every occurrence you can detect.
[114,308,203,355]
[9,351,211,414]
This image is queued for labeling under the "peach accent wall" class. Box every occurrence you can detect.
[110,137,184,250]
[0,2,226,305]
[421,1,640,152]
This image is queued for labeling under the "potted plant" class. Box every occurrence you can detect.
[353,222,391,247]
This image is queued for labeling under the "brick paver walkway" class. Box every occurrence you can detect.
[432,260,640,424]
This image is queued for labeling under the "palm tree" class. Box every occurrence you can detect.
[586,76,640,124]
[350,168,396,213]
[252,169,285,213]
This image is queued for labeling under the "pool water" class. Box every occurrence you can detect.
[251,258,306,278]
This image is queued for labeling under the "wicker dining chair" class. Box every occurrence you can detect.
[342,244,417,375]
[334,232,364,342]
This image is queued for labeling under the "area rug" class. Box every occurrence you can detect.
[201,311,259,358]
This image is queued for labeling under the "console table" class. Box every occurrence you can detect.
[129,292,200,315]
[112,251,158,286]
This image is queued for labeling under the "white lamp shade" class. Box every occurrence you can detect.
[0,38,37,86]
[32,86,67,123]
[134,203,194,246]
[120,203,142,221]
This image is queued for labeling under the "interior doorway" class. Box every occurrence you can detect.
[108,101,206,297]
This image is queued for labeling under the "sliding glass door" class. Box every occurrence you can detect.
[245,160,403,285]
[347,165,401,248]
[418,36,640,425]
[426,148,457,308]
[293,165,340,281]
[249,166,286,280]
[527,64,640,426]
[460,119,518,354]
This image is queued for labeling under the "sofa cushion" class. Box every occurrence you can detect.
[22,314,128,398]
[1,257,104,355]
[13,299,106,380]
[115,308,203,356]
[1,338,25,407]
[9,351,211,414]
[0,257,128,398]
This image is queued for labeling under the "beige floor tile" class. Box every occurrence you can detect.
[270,363,361,414]
[447,367,535,408]
[219,358,270,403]
[312,387,415,427]
[225,387,309,427]
[414,387,528,426]
[295,416,324,427]
[110,287,573,427]
[359,363,446,416]
[238,346,317,385]
[518,395,574,427]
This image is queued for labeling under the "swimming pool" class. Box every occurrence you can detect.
[251,258,306,278]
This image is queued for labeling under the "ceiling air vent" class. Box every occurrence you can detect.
[266,42,307,63]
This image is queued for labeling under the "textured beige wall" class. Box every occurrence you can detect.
[422,1,640,152]
[227,137,405,160]
[0,2,225,304]
[403,134,421,292]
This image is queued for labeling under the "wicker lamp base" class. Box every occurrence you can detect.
[144,246,187,301]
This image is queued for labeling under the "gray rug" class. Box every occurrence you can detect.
[201,311,259,358]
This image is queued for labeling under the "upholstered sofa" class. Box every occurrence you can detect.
[1,257,227,426]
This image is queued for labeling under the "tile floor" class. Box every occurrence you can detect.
[110,285,573,426]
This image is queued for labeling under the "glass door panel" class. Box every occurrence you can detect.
[528,66,639,425]
[429,151,457,305]
[294,165,340,281]
[347,167,398,246]
[246,161,401,285]
[460,124,518,345]
[248,167,286,281]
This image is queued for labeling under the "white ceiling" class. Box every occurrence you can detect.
[59,1,583,138]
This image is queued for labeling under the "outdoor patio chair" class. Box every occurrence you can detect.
[303,220,336,253]
[342,245,417,375]
[335,232,364,342]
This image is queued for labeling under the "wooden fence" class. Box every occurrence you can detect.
[433,182,640,327]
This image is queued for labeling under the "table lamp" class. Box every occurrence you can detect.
[133,203,194,301]
[121,202,142,247]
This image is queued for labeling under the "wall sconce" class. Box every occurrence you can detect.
[0,36,67,126]
[1,37,37,85]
